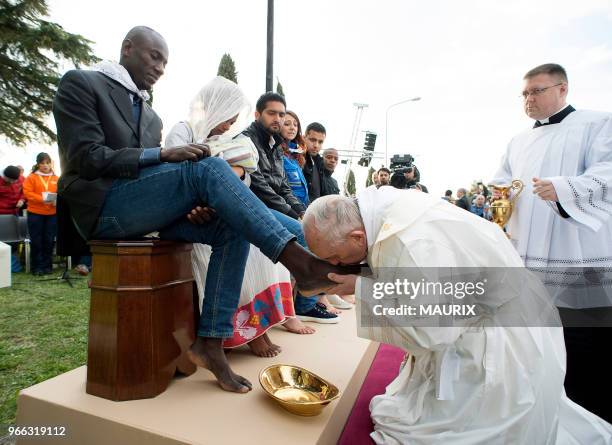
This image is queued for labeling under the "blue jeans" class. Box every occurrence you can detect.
[92,157,295,338]
[27,213,57,272]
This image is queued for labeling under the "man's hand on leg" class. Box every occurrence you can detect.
[187,206,217,224]
[160,144,211,162]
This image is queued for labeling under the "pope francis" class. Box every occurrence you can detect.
[302,187,611,444]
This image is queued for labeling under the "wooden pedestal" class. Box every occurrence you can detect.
[86,240,196,401]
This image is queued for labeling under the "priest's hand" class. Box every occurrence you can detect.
[532,177,558,201]
[327,273,357,296]
[187,206,216,224]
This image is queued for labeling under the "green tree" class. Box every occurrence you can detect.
[345,169,356,197]
[365,166,375,187]
[217,53,238,83]
[0,0,99,146]
[276,78,284,97]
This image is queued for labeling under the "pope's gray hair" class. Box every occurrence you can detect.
[303,195,363,245]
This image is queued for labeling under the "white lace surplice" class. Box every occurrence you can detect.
[492,110,612,308]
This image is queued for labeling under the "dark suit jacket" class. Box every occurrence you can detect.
[455,195,470,211]
[52,69,162,254]
[303,152,324,202]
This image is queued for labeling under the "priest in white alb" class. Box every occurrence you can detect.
[490,63,612,421]
[303,188,611,444]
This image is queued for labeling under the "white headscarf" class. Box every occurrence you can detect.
[92,60,151,102]
[187,76,251,143]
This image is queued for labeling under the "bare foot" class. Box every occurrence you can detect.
[283,317,316,334]
[263,333,282,353]
[247,333,281,358]
[188,337,252,393]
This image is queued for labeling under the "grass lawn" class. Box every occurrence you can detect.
[0,271,89,431]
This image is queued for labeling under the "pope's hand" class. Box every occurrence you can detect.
[532,177,558,201]
[327,273,358,296]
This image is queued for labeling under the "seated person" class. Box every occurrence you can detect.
[166,76,308,357]
[53,26,358,393]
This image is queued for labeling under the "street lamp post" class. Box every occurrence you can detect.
[385,96,421,166]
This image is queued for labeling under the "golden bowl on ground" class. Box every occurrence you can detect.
[259,364,340,416]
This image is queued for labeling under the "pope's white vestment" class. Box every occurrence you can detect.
[492,109,612,309]
[355,187,611,444]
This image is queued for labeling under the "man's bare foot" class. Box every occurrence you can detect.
[277,242,362,294]
[283,317,316,334]
[187,337,252,393]
[247,333,281,358]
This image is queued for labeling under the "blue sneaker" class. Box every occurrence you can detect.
[296,302,339,324]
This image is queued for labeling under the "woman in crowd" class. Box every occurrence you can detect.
[23,152,58,275]
[280,111,309,208]
[165,76,311,357]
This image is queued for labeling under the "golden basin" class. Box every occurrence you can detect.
[259,364,340,416]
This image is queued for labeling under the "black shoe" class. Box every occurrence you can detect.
[296,302,339,324]
[32,270,43,276]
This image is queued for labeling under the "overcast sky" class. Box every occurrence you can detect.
[2,0,612,197]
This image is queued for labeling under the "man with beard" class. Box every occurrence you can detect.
[242,93,306,220]
[377,168,391,187]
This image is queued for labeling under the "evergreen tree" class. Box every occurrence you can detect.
[366,166,375,187]
[217,53,238,83]
[276,78,285,97]
[345,169,356,197]
[0,0,99,146]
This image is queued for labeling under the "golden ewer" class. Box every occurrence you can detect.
[487,180,524,237]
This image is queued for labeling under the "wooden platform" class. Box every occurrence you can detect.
[16,311,377,445]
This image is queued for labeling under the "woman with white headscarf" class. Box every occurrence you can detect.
[165,76,295,357]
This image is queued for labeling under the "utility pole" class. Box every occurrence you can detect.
[266,0,274,92]
[343,103,369,194]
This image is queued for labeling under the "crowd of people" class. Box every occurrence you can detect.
[442,182,497,219]
[3,23,611,443]
[1,156,92,276]
[161,79,351,355]
[49,25,367,394]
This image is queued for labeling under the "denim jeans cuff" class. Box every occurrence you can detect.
[266,232,297,263]
[197,329,234,339]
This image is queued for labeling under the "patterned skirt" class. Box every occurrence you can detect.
[191,243,295,348]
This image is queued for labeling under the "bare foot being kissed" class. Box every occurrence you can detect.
[283,317,316,334]
[247,333,281,357]
[187,337,252,393]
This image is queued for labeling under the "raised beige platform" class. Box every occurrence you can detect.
[16,311,377,445]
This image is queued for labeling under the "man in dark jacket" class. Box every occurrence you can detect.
[302,122,327,202]
[242,93,306,220]
[321,148,340,195]
[52,26,356,394]
[455,188,470,210]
